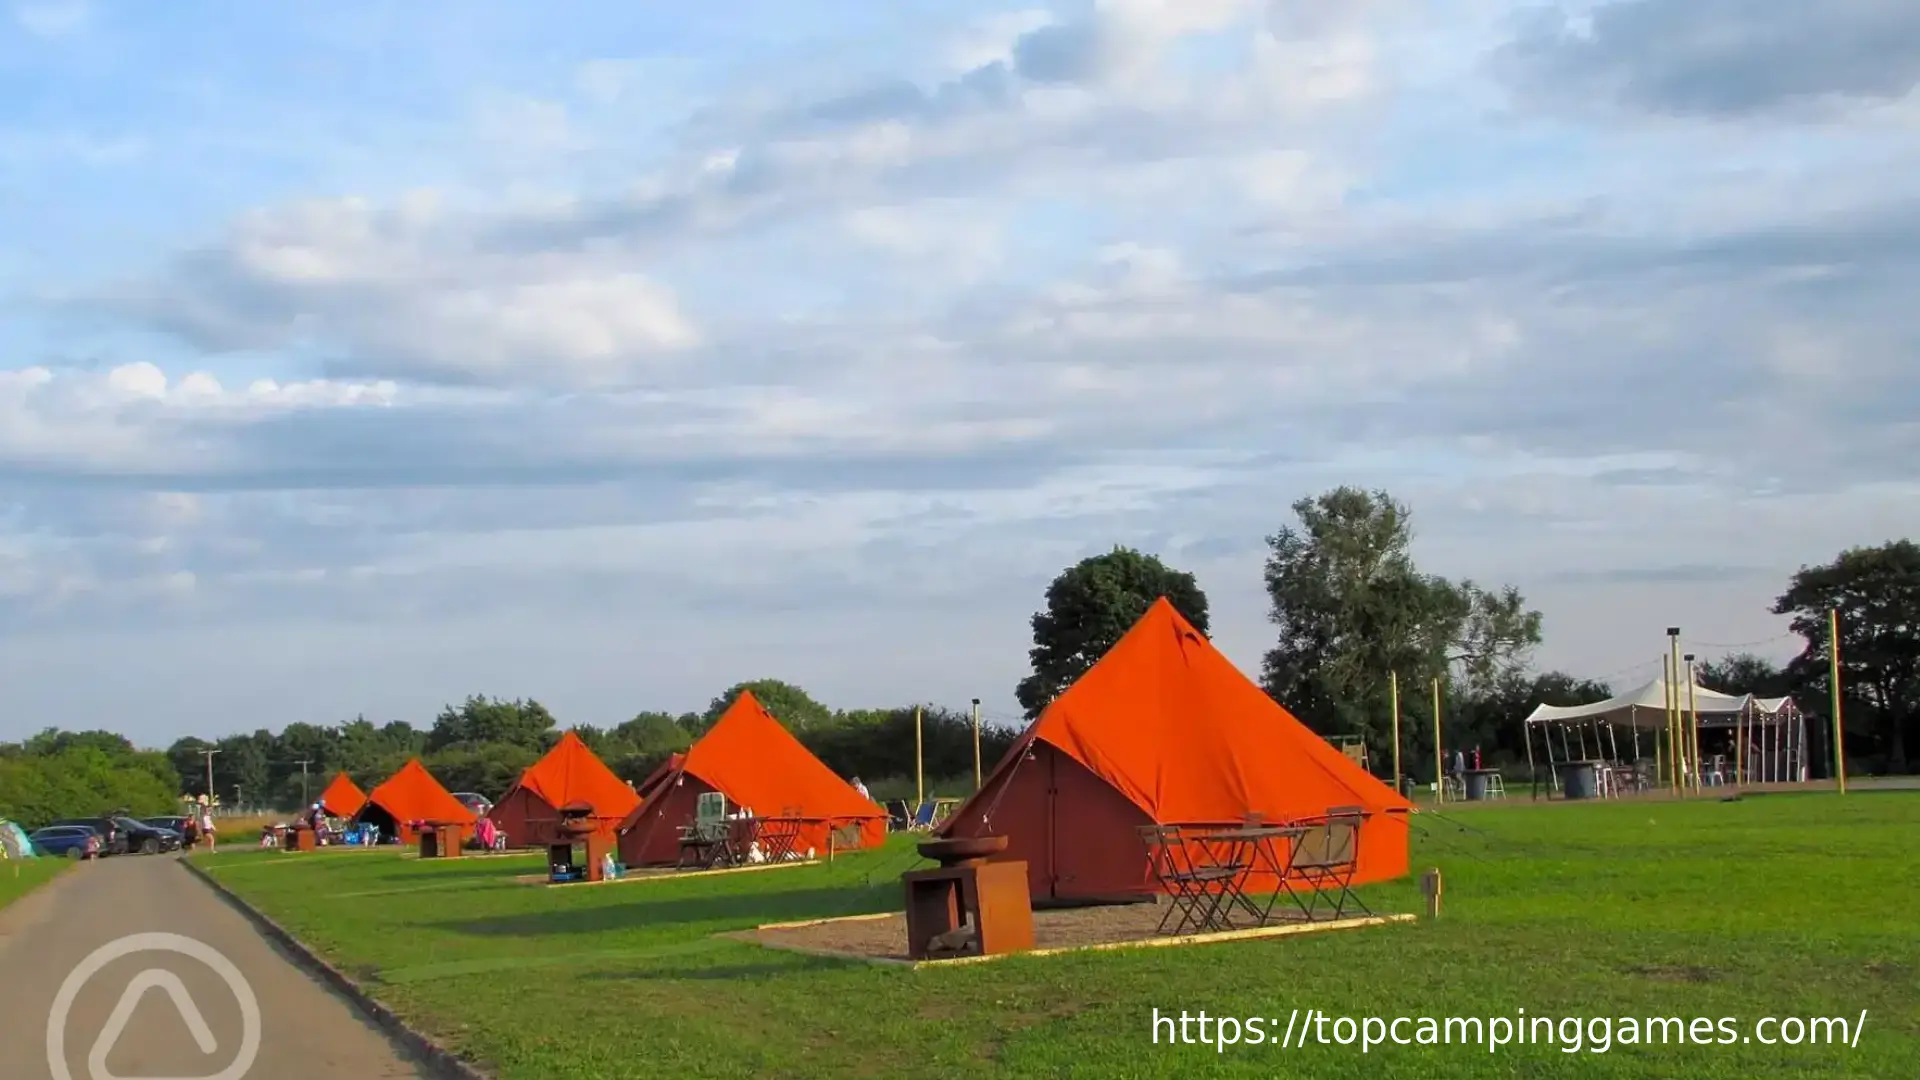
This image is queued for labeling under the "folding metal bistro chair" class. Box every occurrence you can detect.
[1282,806,1371,921]
[1138,824,1247,936]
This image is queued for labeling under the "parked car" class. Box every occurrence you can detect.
[113,816,182,853]
[29,825,102,859]
[142,815,193,837]
[47,817,129,855]
[452,792,493,817]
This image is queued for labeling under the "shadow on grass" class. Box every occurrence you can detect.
[579,955,856,981]
[432,882,897,939]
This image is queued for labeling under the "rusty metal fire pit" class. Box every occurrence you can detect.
[549,801,613,883]
[555,801,596,841]
[903,835,1030,960]
[916,835,1007,868]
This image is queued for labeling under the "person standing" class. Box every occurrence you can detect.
[199,806,217,853]
[850,776,871,802]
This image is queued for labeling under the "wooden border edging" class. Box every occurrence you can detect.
[180,859,491,1080]
[514,857,820,888]
[743,911,1419,969]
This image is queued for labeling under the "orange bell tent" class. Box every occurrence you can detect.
[617,693,885,865]
[941,597,1413,903]
[316,772,367,818]
[356,759,477,845]
[486,731,641,847]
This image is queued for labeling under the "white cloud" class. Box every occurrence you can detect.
[5,1,1920,739]
[98,196,701,387]
[11,0,89,38]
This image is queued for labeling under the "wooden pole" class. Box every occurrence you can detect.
[914,705,925,807]
[1431,677,1443,804]
[1829,607,1847,795]
[1668,630,1687,791]
[1389,671,1402,796]
[1662,653,1677,791]
[970,698,982,792]
[1735,699,1746,787]
[1522,711,1536,798]
[1684,655,1703,788]
[1421,866,1443,918]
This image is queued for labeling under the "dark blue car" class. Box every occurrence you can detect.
[30,825,102,859]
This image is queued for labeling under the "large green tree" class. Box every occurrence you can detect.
[702,680,834,732]
[425,696,558,753]
[1014,547,1210,719]
[1693,653,1790,698]
[1260,487,1542,769]
[1773,540,1920,774]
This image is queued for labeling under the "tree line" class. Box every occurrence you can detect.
[5,487,1913,824]
[133,681,1011,814]
[1015,488,1917,780]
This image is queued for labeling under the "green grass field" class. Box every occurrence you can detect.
[0,857,71,910]
[194,793,1920,1078]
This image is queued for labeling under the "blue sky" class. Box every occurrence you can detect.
[4,0,1919,745]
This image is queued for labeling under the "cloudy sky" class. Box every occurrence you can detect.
[4,0,1918,746]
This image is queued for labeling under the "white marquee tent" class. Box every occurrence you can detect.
[1523,675,1751,730]
[1523,675,1808,790]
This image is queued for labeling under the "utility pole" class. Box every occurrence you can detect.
[200,748,221,802]
[970,698,983,792]
[295,759,313,806]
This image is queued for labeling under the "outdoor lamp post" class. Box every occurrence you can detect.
[1666,627,1685,791]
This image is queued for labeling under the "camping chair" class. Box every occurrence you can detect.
[1137,825,1247,936]
[1282,807,1370,921]
[677,792,734,868]
[885,800,913,831]
[906,801,938,832]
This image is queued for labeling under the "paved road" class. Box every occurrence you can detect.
[0,854,430,1079]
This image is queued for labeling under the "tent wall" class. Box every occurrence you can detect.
[357,801,474,846]
[949,742,1410,901]
[620,777,708,866]
[486,787,558,848]
[617,773,886,868]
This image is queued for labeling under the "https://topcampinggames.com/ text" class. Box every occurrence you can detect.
[1149,1007,1870,1055]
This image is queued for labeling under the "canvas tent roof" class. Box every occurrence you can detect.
[636,691,881,824]
[1524,675,1759,730]
[961,597,1413,827]
[633,752,683,801]
[360,759,475,825]
[506,731,640,821]
[317,772,367,817]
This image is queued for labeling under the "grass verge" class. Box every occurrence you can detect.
[194,793,1920,1078]
[0,857,72,911]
